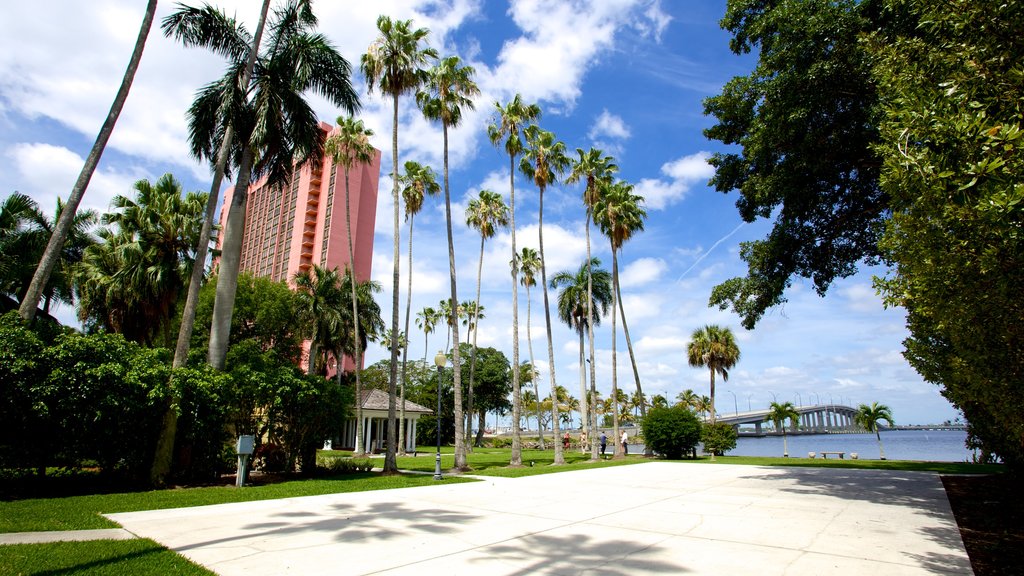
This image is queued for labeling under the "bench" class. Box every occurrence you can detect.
[819,451,845,459]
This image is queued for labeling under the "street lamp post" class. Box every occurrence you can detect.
[727,390,738,415]
[746,393,753,412]
[794,392,802,407]
[768,390,778,404]
[433,351,446,481]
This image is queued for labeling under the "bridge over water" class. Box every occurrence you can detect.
[714,404,860,435]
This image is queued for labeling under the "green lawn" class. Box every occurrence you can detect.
[0,539,215,575]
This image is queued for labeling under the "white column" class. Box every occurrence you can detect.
[410,420,417,451]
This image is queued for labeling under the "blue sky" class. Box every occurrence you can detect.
[0,0,960,425]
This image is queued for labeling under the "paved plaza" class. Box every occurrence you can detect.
[106,462,972,575]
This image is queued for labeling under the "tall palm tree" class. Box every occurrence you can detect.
[459,299,484,446]
[465,189,509,446]
[687,324,741,428]
[418,55,479,470]
[566,148,617,457]
[362,15,437,474]
[19,0,158,323]
[18,198,97,317]
[415,305,439,364]
[294,264,345,375]
[766,401,800,457]
[594,179,648,455]
[855,402,895,460]
[191,0,359,371]
[516,247,545,449]
[0,193,40,300]
[324,115,375,456]
[397,161,440,454]
[152,0,273,487]
[520,125,572,463]
[334,268,385,385]
[551,257,612,459]
[676,389,699,410]
[487,94,541,467]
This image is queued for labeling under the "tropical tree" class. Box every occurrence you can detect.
[77,175,204,346]
[675,389,699,411]
[415,305,440,364]
[593,179,648,450]
[487,94,541,466]
[465,189,509,445]
[397,160,440,454]
[515,247,544,449]
[1,193,40,299]
[651,394,669,409]
[566,147,617,457]
[417,55,480,471]
[686,325,741,430]
[766,401,800,457]
[459,299,484,446]
[361,14,436,474]
[293,265,343,375]
[551,257,612,458]
[855,402,894,460]
[324,115,376,454]
[333,267,385,381]
[19,0,158,323]
[520,124,572,463]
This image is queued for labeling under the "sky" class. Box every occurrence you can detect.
[0,0,961,425]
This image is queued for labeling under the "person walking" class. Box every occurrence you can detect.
[600,432,607,457]
[621,429,629,455]
[579,430,588,454]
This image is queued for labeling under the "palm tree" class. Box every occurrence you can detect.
[415,305,440,364]
[676,389,699,411]
[487,94,541,467]
[19,0,158,323]
[551,257,612,459]
[459,299,485,446]
[520,125,572,464]
[566,147,617,456]
[855,402,895,460]
[593,179,649,452]
[466,190,509,446]
[516,247,545,449]
[193,0,359,371]
[294,265,345,375]
[651,394,669,409]
[17,198,97,317]
[687,325,741,428]
[152,0,273,487]
[397,161,440,454]
[766,401,800,457]
[324,115,376,456]
[417,55,479,471]
[0,193,39,301]
[363,15,437,474]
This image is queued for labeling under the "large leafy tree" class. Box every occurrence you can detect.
[854,402,894,460]
[870,0,1024,470]
[765,401,800,457]
[686,324,740,430]
[362,15,437,474]
[397,161,440,454]
[417,55,478,471]
[324,116,376,455]
[488,94,540,466]
[520,125,571,463]
[566,147,617,459]
[703,0,887,329]
[19,0,157,323]
[551,256,612,459]
[465,190,508,447]
[515,247,544,449]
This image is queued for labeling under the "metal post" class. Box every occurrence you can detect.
[433,351,445,481]
[727,390,738,415]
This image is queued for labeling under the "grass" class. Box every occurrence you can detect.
[0,472,474,534]
[0,539,215,575]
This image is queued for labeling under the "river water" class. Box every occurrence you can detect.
[728,429,971,462]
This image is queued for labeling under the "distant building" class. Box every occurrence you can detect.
[217,121,382,372]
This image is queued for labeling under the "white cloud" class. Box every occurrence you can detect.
[588,109,631,141]
[634,151,714,210]
[619,257,665,288]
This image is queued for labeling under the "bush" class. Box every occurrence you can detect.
[701,422,738,456]
[322,457,374,474]
[253,442,288,473]
[640,405,702,459]
[170,366,233,482]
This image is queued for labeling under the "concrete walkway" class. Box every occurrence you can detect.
[97,463,971,575]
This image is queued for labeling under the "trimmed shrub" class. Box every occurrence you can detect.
[640,405,702,459]
[701,422,738,456]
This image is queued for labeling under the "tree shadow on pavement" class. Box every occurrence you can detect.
[474,531,688,575]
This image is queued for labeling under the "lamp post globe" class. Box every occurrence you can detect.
[433,351,446,480]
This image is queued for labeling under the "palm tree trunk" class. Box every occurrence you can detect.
[344,165,366,462]
[443,125,466,471]
[539,185,562,464]
[152,0,271,487]
[578,328,587,453]
[585,214,599,461]
[207,146,256,370]
[783,429,789,457]
[876,430,886,460]
[306,341,319,375]
[399,214,416,456]
[19,0,157,323]
[384,92,401,473]
[709,370,716,425]
[468,236,485,449]
[611,244,622,458]
[526,285,544,450]
[508,153,522,467]
[616,270,649,455]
